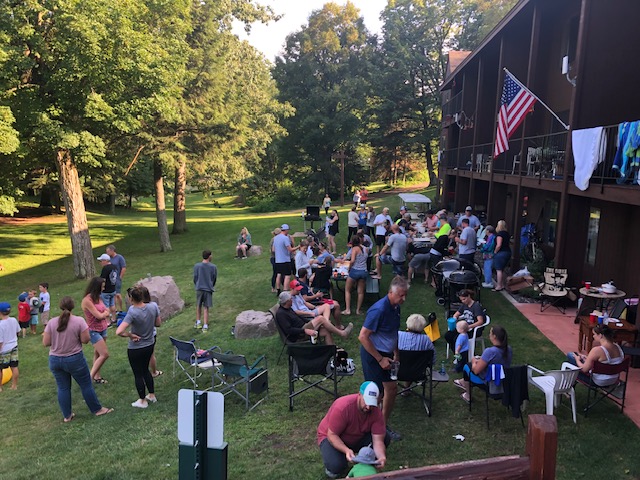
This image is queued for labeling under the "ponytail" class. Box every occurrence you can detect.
[491,325,509,355]
[57,296,75,332]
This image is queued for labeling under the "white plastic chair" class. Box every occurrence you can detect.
[468,315,491,359]
[527,362,580,423]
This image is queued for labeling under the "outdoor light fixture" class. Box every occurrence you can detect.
[562,56,576,87]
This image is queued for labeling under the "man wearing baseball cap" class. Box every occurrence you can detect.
[456,206,481,231]
[317,381,388,478]
[273,224,299,296]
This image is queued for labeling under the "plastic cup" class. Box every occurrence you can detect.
[389,361,399,381]
[447,317,457,332]
[589,314,597,325]
[310,332,318,344]
[584,281,591,290]
[597,316,604,325]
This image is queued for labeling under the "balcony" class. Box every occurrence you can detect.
[441,91,463,127]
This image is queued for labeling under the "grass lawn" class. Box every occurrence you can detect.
[0,190,638,480]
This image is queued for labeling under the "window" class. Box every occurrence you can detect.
[543,199,558,247]
[585,207,600,266]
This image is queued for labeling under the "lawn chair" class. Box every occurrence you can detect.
[270,304,312,365]
[539,268,569,314]
[169,336,221,389]
[211,351,268,412]
[396,349,435,416]
[469,364,528,429]
[528,363,580,423]
[288,344,338,412]
[469,314,491,359]
[572,357,630,417]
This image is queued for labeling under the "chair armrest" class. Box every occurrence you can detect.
[206,345,222,354]
[527,365,545,378]
[250,355,267,369]
[561,362,579,371]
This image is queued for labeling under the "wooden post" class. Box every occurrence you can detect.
[334,150,347,207]
[526,414,558,480]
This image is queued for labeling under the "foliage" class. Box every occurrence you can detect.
[272,2,375,196]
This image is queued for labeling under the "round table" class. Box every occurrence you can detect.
[578,287,626,301]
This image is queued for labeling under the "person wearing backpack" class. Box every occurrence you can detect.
[480,225,496,288]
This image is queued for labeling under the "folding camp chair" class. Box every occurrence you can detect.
[574,357,630,417]
[469,364,528,429]
[169,336,221,389]
[539,268,569,314]
[270,304,312,365]
[396,349,435,416]
[288,344,338,412]
[211,351,268,412]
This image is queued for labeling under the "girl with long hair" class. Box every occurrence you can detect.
[81,277,111,384]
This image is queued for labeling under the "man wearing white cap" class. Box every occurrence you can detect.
[456,206,481,231]
[273,224,299,296]
[317,381,388,478]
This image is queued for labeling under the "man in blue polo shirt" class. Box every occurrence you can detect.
[358,276,409,441]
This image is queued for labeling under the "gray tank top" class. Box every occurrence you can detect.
[352,246,368,271]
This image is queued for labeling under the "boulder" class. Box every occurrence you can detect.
[247,245,263,257]
[136,275,185,320]
[235,310,276,339]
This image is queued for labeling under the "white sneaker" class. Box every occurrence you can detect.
[194,321,202,329]
[202,325,208,332]
[131,399,148,409]
[482,282,494,288]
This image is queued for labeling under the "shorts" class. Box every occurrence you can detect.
[0,347,19,368]
[379,255,404,266]
[492,251,511,270]
[30,314,39,326]
[275,262,292,276]
[196,290,213,309]
[40,310,50,324]
[360,345,393,393]
[409,253,430,269]
[89,329,108,345]
[19,321,30,330]
[101,292,116,308]
[348,269,368,281]
[115,280,123,294]
[375,235,386,247]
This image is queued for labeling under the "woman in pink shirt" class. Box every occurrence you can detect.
[43,296,113,422]
[81,277,111,384]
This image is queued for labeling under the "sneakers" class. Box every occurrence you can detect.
[194,321,202,329]
[131,399,148,409]
[202,324,208,333]
[482,282,494,288]
[342,322,354,337]
[325,468,339,479]
[386,426,402,442]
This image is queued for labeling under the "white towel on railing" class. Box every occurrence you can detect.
[572,127,607,191]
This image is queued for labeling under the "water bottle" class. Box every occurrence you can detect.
[440,361,446,375]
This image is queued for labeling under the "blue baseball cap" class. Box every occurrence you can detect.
[0,302,11,313]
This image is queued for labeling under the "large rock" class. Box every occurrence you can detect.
[235,310,276,339]
[136,275,185,321]
[247,245,263,257]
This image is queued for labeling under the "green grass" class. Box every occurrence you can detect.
[0,189,638,480]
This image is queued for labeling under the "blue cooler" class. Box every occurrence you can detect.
[447,317,457,331]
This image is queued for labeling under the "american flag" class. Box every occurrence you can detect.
[493,71,537,158]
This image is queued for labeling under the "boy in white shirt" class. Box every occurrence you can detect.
[39,282,51,327]
[0,302,20,391]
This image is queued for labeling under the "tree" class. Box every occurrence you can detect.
[0,0,189,277]
[272,2,375,197]
[0,106,20,215]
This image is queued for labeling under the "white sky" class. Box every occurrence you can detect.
[233,0,388,62]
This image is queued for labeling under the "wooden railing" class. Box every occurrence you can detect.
[362,415,558,480]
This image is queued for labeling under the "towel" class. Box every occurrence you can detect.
[572,127,607,191]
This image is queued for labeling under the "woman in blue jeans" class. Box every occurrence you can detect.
[43,297,113,422]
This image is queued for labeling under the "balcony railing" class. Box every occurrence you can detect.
[440,125,632,185]
[442,91,463,127]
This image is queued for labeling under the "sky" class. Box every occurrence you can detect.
[232,0,388,62]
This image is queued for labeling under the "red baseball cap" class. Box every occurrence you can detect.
[289,280,304,291]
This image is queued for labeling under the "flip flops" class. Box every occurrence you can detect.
[145,395,158,403]
[453,379,466,390]
[95,407,114,416]
[63,413,76,423]
[93,378,108,384]
[460,392,471,404]
[151,370,163,378]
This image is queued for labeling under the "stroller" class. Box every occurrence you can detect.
[432,259,462,305]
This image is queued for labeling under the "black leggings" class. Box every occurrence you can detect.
[127,344,155,399]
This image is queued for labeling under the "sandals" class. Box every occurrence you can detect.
[93,378,108,384]
[460,392,471,404]
[453,379,466,390]
[145,395,158,403]
[63,413,76,423]
[151,370,163,378]
[95,407,114,416]
[492,288,504,292]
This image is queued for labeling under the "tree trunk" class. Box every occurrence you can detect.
[154,159,172,252]
[172,158,187,234]
[55,149,96,279]
[108,193,116,215]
